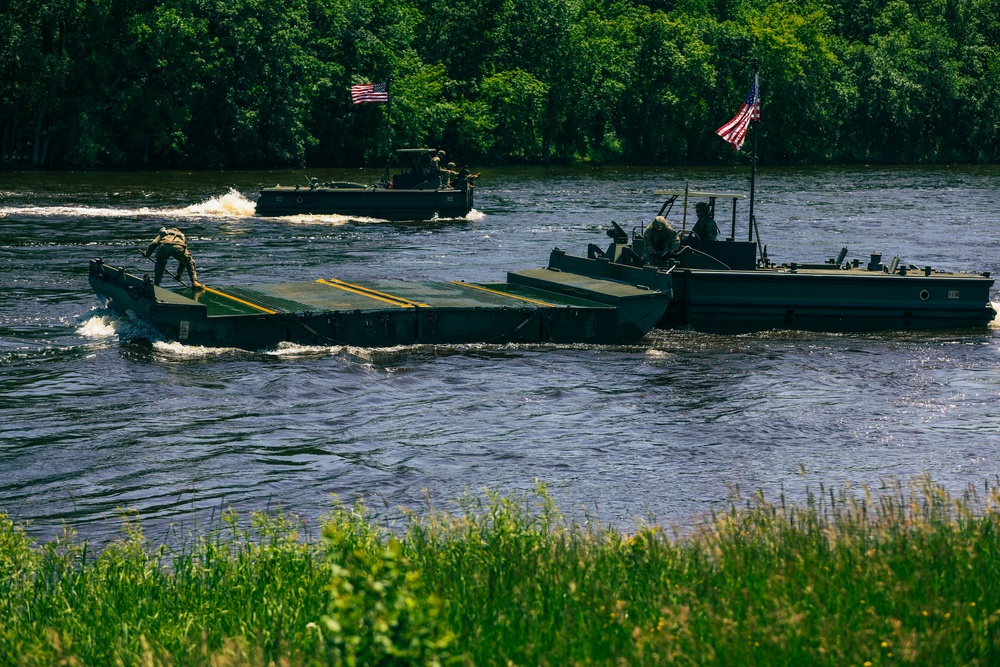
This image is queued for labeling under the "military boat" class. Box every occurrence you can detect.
[88,258,670,350]
[547,189,996,333]
[255,148,476,220]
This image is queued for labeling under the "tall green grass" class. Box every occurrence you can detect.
[1,477,999,666]
[0,508,451,666]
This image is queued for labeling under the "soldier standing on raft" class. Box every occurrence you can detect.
[430,150,448,188]
[144,226,204,290]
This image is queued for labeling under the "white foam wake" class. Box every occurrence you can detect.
[276,213,367,226]
[169,188,257,217]
[0,188,258,220]
[1,204,160,217]
[76,314,121,338]
[77,311,164,344]
[2,191,485,224]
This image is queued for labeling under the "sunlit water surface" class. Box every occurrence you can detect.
[2,165,1000,544]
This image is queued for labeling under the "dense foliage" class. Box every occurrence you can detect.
[1,478,999,665]
[2,0,999,169]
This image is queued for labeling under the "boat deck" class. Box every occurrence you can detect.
[89,259,671,348]
[181,272,618,317]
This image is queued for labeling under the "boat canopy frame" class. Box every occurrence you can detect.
[385,147,440,190]
[649,190,748,242]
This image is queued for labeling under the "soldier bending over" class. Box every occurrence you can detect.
[144,226,204,290]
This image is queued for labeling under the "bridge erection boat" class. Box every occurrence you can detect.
[255,148,476,220]
[88,258,671,350]
[547,189,996,334]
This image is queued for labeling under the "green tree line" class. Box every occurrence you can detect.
[2,0,999,169]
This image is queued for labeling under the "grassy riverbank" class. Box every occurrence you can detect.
[2,478,999,666]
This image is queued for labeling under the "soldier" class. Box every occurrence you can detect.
[444,161,458,188]
[690,202,720,243]
[430,149,448,188]
[456,165,480,190]
[144,226,204,289]
[642,216,679,262]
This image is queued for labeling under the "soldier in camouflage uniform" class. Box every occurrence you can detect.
[642,216,680,263]
[690,202,720,243]
[144,227,204,289]
[444,161,458,188]
[456,165,479,190]
[430,150,448,188]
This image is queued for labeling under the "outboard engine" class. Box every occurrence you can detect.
[606,220,629,244]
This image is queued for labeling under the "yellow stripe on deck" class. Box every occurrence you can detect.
[450,282,557,307]
[202,286,278,314]
[317,278,429,308]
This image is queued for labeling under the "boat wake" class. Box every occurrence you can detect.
[0,188,258,220]
[424,208,485,223]
[272,207,486,227]
[77,311,166,343]
[2,204,165,218]
[991,302,1000,328]
[1,190,489,225]
[78,311,256,357]
[151,340,252,358]
[78,314,380,359]
[275,213,377,226]
[173,188,257,217]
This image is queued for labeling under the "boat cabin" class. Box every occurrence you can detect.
[386,148,439,189]
[383,147,475,192]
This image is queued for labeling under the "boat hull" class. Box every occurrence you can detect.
[670,268,996,333]
[88,259,669,349]
[548,249,996,333]
[254,185,474,219]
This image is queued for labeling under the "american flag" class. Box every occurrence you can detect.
[716,73,760,151]
[351,81,388,104]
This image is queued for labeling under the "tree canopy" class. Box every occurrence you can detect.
[2,0,998,168]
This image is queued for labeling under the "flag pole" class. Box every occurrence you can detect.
[382,78,393,188]
[748,58,758,243]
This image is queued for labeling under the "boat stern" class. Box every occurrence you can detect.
[89,259,209,338]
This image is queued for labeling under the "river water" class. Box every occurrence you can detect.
[2,164,1000,544]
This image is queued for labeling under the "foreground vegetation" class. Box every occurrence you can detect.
[4,0,1000,169]
[2,478,999,665]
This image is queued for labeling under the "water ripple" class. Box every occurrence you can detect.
[3,166,1000,544]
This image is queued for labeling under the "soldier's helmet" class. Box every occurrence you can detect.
[695,202,709,212]
[652,216,668,230]
[447,162,456,169]
[437,150,446,156]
